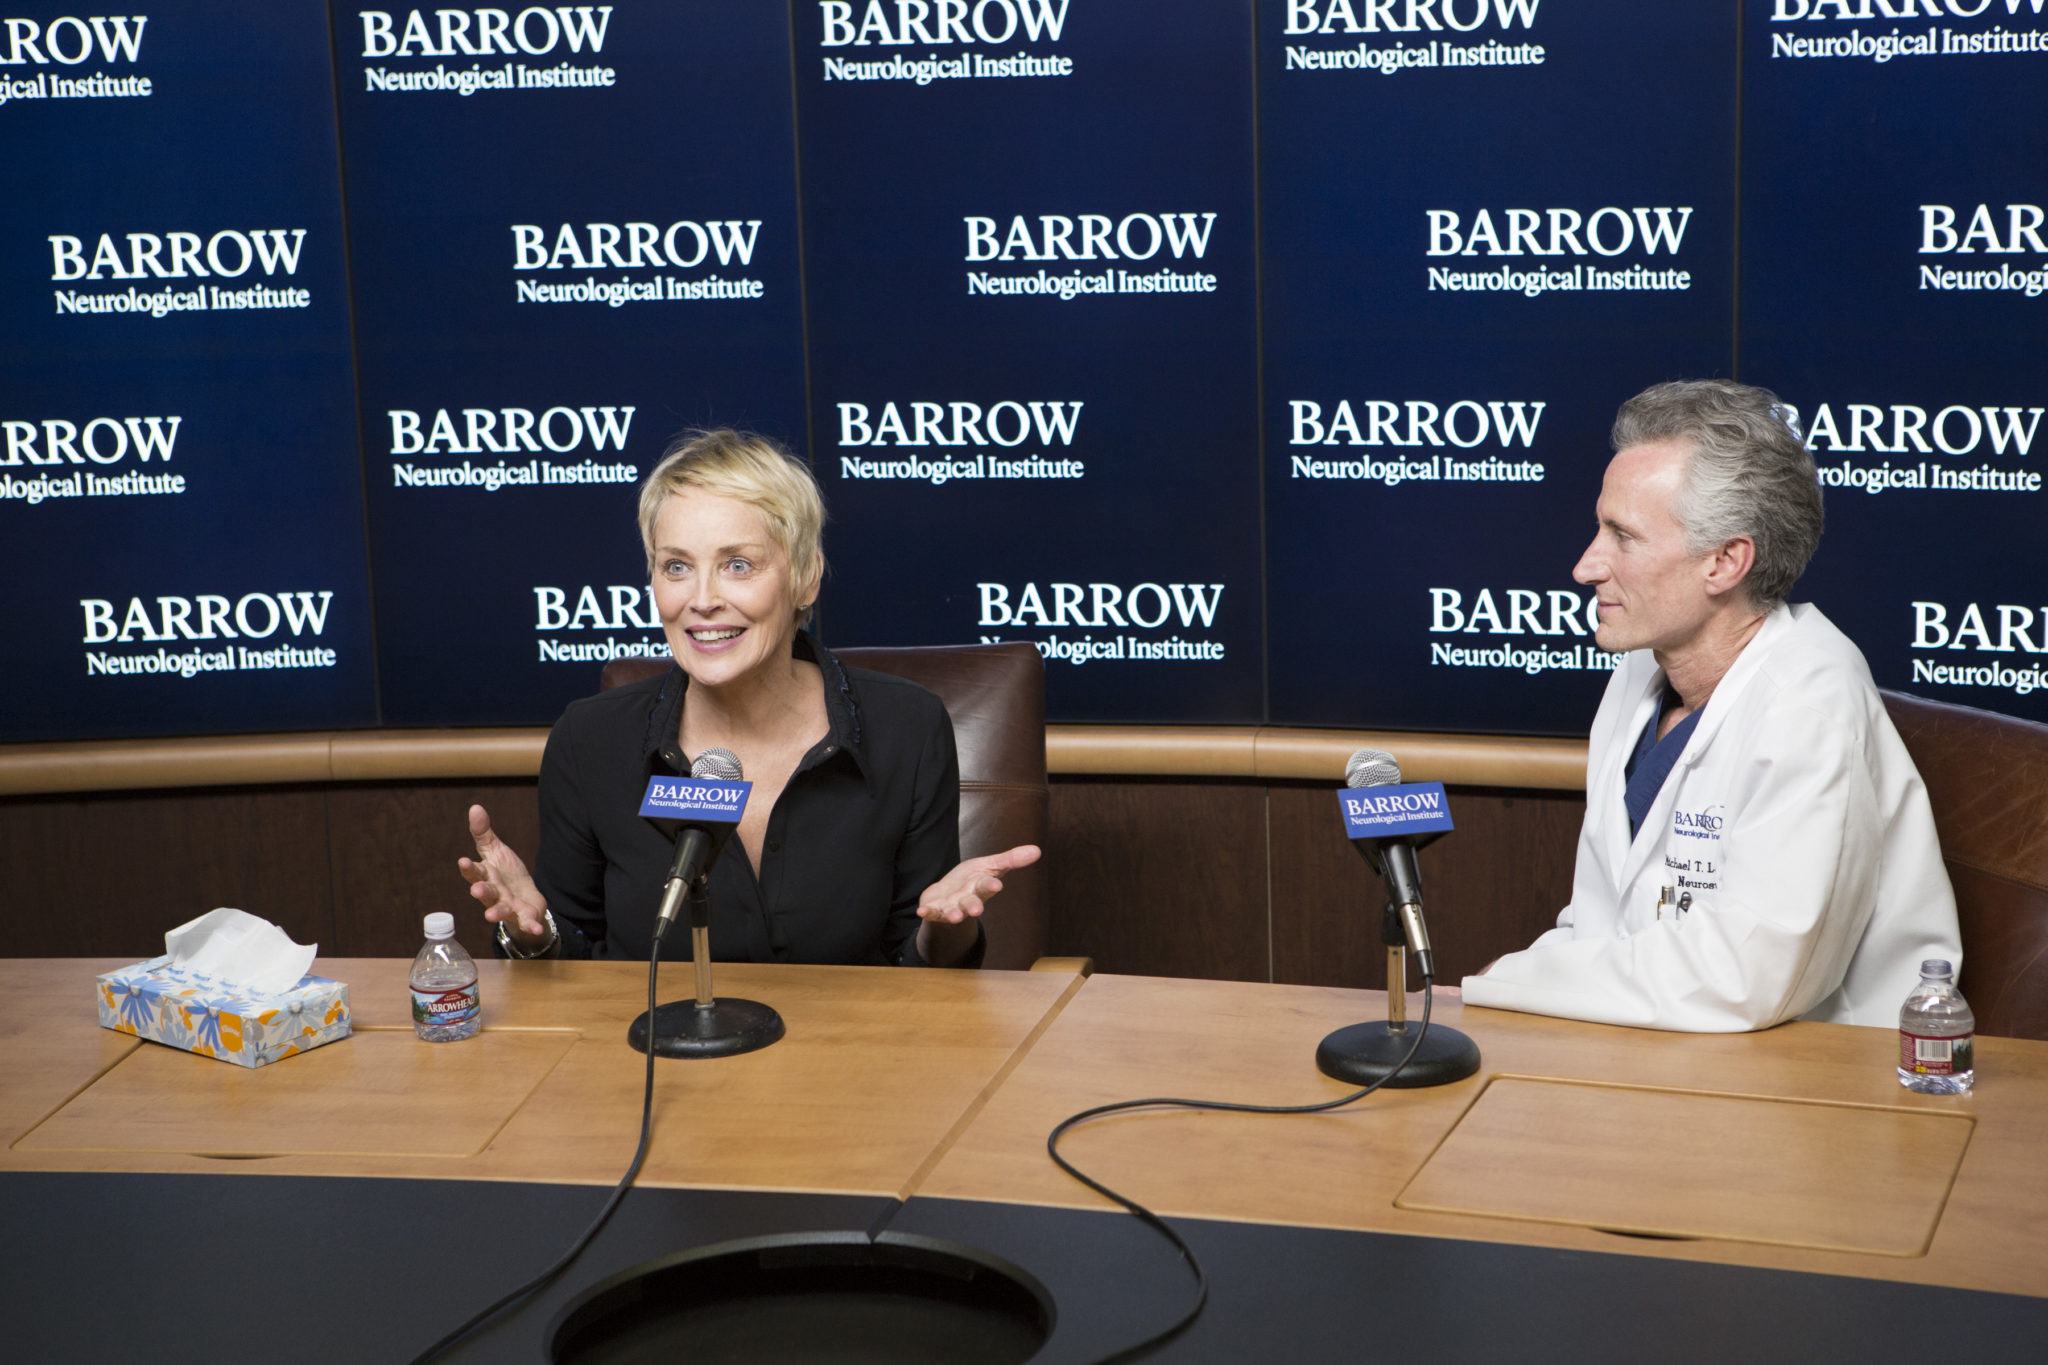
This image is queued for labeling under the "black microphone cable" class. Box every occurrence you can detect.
[1046,979,1439,1363]
[408,920,673,1364]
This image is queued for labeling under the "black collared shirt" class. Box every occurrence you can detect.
[531,634,967,965]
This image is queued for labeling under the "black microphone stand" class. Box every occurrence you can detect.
[1315,899,1480,1088]
[628,878,784,1058]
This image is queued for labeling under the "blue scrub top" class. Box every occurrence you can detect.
[1624,686,1703,841]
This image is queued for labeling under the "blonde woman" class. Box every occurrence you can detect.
[459,429,1038,966]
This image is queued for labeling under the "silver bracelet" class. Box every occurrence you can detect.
[497,907,560,959]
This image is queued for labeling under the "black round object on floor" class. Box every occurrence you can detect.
[550,1232,1053,1364]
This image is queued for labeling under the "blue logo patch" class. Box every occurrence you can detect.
[640,776,750,824]
[1338,781,1453,838]
[1671,803,1725,841]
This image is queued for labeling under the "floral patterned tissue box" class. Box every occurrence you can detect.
[96,956,350,1067]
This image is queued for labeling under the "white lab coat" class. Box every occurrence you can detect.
[1462,604,1960,1031]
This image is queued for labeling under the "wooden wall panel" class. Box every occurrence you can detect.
[1266,781,1385,989]
[1269,786,1585,990]
[327,780,540,960]
[0,776,1582,991]
[0,787,333,958]
[1045,779,1270,982]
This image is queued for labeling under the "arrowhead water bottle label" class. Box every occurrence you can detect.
[1899,1028,1970,1077]
[413,984,480,1030]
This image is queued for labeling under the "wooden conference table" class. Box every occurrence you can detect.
[5,958,2045,1361]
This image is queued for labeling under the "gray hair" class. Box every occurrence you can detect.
[1610,380,1823,612]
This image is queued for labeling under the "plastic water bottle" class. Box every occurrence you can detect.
[412,912,481,1042]
[1898,959,1973,1094]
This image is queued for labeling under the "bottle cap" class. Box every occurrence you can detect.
[1920,958,1953,978]
[424,912,456,939]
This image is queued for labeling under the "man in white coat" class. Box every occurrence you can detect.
[1461,380,1960,1031]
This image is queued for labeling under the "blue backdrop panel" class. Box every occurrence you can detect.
[6,3,2043,746]
[1740,0,2048,723]
[1261,1,1737,735]
[333,1,806,727]
[795,0,1264,723]
[0,1,375,741]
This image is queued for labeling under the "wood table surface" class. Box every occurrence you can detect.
[3,957,1085,1197]
[914,974,2048,1298]
[11,959,2045,1300]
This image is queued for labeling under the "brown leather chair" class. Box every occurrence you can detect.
[600,643,1050,969]
[1884,689,2048,1041]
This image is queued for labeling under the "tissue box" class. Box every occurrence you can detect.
[96,956,351,1068]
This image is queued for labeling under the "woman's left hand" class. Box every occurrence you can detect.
[916,844,1042,926]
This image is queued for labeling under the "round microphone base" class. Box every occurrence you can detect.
[628,998,785,1059]
[1316,1020,1480,1089]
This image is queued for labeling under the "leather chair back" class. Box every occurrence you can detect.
[1884,689,2048,1040]
[601,643,1050,969]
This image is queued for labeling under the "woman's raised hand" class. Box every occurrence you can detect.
[458,804,550,947]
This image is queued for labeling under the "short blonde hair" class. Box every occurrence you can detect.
[638,429,826,623]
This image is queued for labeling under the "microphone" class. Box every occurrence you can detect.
[1344,748,1399,787]
[1316,747,1481,1088]
[629,747,783,1060]
[1344,747,1434,979]
[651,747,744,939]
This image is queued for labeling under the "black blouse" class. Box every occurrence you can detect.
[530,633,969,965]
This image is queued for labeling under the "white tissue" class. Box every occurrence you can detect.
[161,907,317,997]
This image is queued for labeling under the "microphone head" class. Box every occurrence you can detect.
[1345,747,1401,789]
[691,747,744,781]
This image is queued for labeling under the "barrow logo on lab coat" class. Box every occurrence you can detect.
[1671,803,1725,841]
